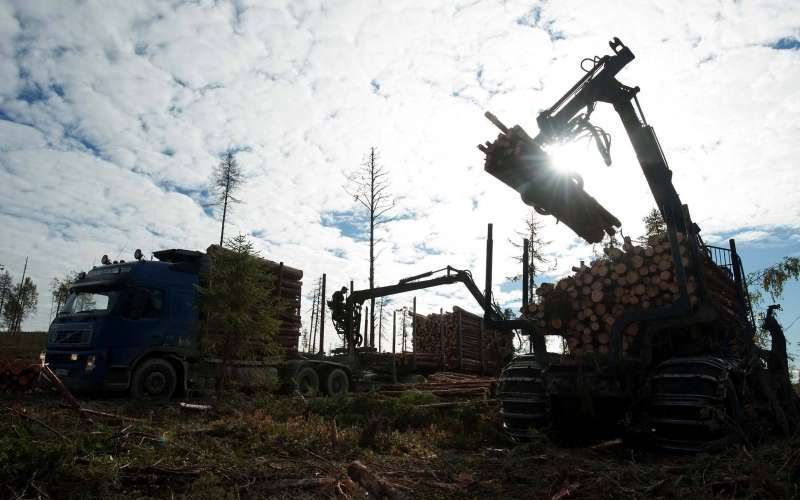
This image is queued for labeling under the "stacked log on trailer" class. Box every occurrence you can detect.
[525,233,742,356]
[412,307,513,374]
[271,261,303,356]
[205,245,303,357]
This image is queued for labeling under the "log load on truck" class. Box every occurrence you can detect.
[44,245,355,399]
[482,38,799,450]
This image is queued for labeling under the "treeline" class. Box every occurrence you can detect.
[0,263,38,334]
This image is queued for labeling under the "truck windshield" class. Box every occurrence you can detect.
[60,290,118,315]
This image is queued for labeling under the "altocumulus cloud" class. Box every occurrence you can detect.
[0,0,799,348]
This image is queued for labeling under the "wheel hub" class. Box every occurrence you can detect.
[145,372,167,394]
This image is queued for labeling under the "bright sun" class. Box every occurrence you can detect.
[545,141,598,175]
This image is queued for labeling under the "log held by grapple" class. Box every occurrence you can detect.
[479,111,621,244]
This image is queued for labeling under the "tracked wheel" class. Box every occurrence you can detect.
[644,357,744,452]
[496,354,546,439]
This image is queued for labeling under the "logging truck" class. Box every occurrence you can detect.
[43,246,522,399]
[483,38,799,450]
[44,246,355,399]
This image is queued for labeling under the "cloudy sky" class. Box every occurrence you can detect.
[1,0,799,358]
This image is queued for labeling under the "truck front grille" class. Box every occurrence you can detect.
[48,329,92,347]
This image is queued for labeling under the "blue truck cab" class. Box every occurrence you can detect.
[45,249,208,398]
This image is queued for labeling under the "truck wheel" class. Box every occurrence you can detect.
[325,368,349,396]
[132,358,177,400]
[295,367,320,397]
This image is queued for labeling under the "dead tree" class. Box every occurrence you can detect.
[345,147,395,347]
[211,151,244,246]
[508,209,552,298]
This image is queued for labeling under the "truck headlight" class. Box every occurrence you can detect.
[70,353,78,361]
[85,355,96,372]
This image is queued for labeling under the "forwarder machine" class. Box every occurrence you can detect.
[483,38,799,450]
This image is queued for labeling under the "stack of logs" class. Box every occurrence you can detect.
[0,360,42,392]
[206,245,303,357]
[412,307,513,374]
[378,372,495,400]
[271,261,303,355]
[526,233,741,356]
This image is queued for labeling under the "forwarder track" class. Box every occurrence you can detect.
[644,357,742,452]
[496,354,546,439]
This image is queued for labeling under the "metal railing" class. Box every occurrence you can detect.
[704,244,734,279]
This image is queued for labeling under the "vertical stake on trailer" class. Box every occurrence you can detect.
[480,324,485,374]
[412,297,417,371]
[458,310,464,371]
[348,280,354,353]
[439,307,444,369]
[318,274,326,355]
[401,310,406,353]
[378,299,384,352]
[485,223,493,320]
[364,306,369,348]
[392,310,397,383]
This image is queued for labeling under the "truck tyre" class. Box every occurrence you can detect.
[325,368,349,396]
[131,358,177,400]
[295,366,320,397]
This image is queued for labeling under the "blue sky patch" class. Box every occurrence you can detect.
[770,37,800,50]
[321,210,369,241]
[17,83,47,103]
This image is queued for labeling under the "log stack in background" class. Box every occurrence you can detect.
[412,307,514,374]
[525,233,740,357]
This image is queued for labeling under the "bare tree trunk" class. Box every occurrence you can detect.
[12,257,28,335]
[378,298,384,352]
[220,175,230,246]
[369,148,376,347]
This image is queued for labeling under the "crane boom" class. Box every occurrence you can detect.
[332,266,535,352]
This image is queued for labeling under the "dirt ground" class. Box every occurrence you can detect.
[2,385,800,500]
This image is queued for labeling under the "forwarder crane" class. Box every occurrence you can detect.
[331,257,545,360]
[482,38,797,449]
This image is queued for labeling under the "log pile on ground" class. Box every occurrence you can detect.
[411,307,513,374]
[0,360,42,392]
[526,233,741,356]
[378,372,495,401]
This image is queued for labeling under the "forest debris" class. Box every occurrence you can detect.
[347,461,409,500]
[179,402,213,411]
[551,482,581,500]
[263,477,336,493]
[6,406,68,442]
[40,364,80,409]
